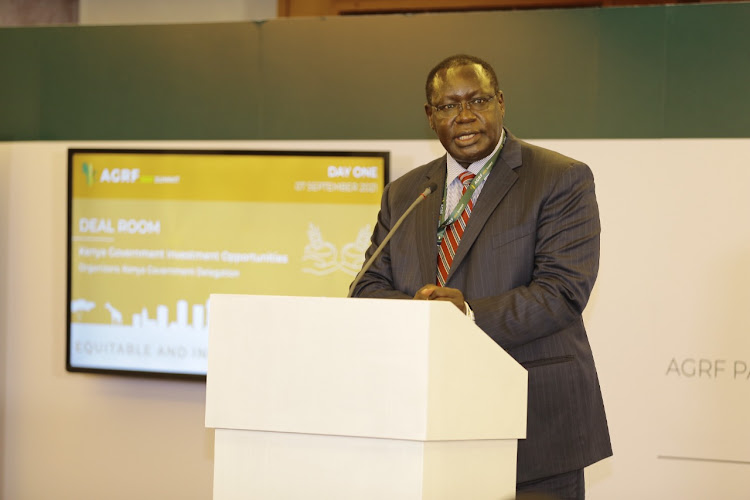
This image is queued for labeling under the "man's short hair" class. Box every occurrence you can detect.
[425,54,500,104]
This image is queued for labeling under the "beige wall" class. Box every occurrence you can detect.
[1,0,275,490]
[0,144,210,500]
[0,0,77,26]
[78,0,277,24]
[0,139,442,500]
[4,138,750,498]
[0,145,9,499]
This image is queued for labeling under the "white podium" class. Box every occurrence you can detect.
[205,295,527,500]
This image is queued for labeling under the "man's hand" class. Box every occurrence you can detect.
[414,284,465,312]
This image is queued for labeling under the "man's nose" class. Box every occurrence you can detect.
[455,104,476,122]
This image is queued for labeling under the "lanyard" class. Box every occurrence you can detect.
[437,135,506,243]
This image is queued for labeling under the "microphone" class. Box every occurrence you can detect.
[347,182,439,298]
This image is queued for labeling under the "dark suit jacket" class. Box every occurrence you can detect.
[352,130,612,483]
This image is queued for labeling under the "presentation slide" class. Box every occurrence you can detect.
[67,149,387,377]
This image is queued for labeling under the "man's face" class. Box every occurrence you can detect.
[425,64,505,167]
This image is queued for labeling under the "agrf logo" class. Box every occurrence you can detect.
[81,163,141,186]
[82,162,95,187]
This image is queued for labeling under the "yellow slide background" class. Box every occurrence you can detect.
[70,151,385,327]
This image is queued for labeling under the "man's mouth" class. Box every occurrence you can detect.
[455,132,479,144]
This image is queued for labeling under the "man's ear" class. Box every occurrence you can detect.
[424,103,436,131]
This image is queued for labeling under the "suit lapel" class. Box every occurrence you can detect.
[414,158,447,285]
[446,132,523,285]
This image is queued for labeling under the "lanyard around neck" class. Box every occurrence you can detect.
[438,134,506,234]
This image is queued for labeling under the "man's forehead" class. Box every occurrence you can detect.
[434,63,491,88]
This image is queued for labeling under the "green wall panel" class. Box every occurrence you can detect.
[260,9,600,140]
[1,3,748,141]
[664,3,750,138]
[260,15,430,140]
[2,23,262,140]
[487,8,600,139]
[596,6,666,138]
[0,29,43,140]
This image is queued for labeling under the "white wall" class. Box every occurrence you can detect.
[79,0,278,24]
[0,143,202,500]
[0,139,443,500]
[544,139,750,498]
[3,138,750,499]
[0,144,10,499]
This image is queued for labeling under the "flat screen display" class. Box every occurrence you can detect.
[66,149,388,378]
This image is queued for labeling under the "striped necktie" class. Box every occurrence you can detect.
[436,170,476,286]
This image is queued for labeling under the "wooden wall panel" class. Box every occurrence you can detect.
[279,0,745,17]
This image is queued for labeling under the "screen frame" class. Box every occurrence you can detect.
[66,147,390,380]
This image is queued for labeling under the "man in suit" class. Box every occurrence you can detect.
[351,54,612,499]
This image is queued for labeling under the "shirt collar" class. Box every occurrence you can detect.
[445,128,505,185]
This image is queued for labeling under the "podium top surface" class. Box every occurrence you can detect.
[205,294,526,441]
